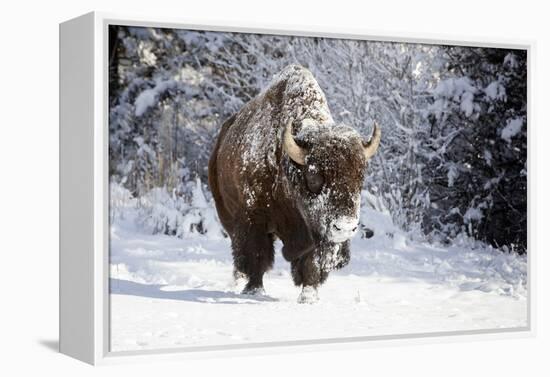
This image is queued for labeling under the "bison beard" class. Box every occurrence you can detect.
[208,65,380,303]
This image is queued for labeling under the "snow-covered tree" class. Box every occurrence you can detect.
[108,25,527,253]
[425,47,527,252]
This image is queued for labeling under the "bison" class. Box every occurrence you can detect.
[208,65,380,303]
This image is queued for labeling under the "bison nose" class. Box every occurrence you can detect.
[333,224,358,232]
[330,217,359,243]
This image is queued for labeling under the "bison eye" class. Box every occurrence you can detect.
[305,171,324,194]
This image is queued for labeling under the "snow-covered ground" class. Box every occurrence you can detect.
[109,204,527,352]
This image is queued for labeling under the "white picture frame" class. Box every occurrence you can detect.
[59,11,535,365]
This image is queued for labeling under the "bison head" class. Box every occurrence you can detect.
[283,119,381,244]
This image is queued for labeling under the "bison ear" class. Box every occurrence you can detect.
[363,123,381,160]
[283,120,307,165]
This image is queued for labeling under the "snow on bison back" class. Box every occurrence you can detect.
[208,65,381,303]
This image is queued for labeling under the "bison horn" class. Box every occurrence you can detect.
[283,120,306,165]
[363,123,381,160]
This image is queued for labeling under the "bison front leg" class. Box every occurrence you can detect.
[231,225,275,295]
[291,241,350,304]
[291,252,327,304]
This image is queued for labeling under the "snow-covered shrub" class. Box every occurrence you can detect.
[137,186,186,235]
[359,190,398,238]
[110,182,135,222]
[137,178,225,239]
[359,189,423,251]
[177,178,225,239]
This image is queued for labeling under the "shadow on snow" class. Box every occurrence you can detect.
[110,278,278,304]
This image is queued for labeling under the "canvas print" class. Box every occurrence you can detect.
[108,25,528,352]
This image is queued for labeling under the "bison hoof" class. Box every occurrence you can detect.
[241,286,266,296]
[297,286,319,304]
